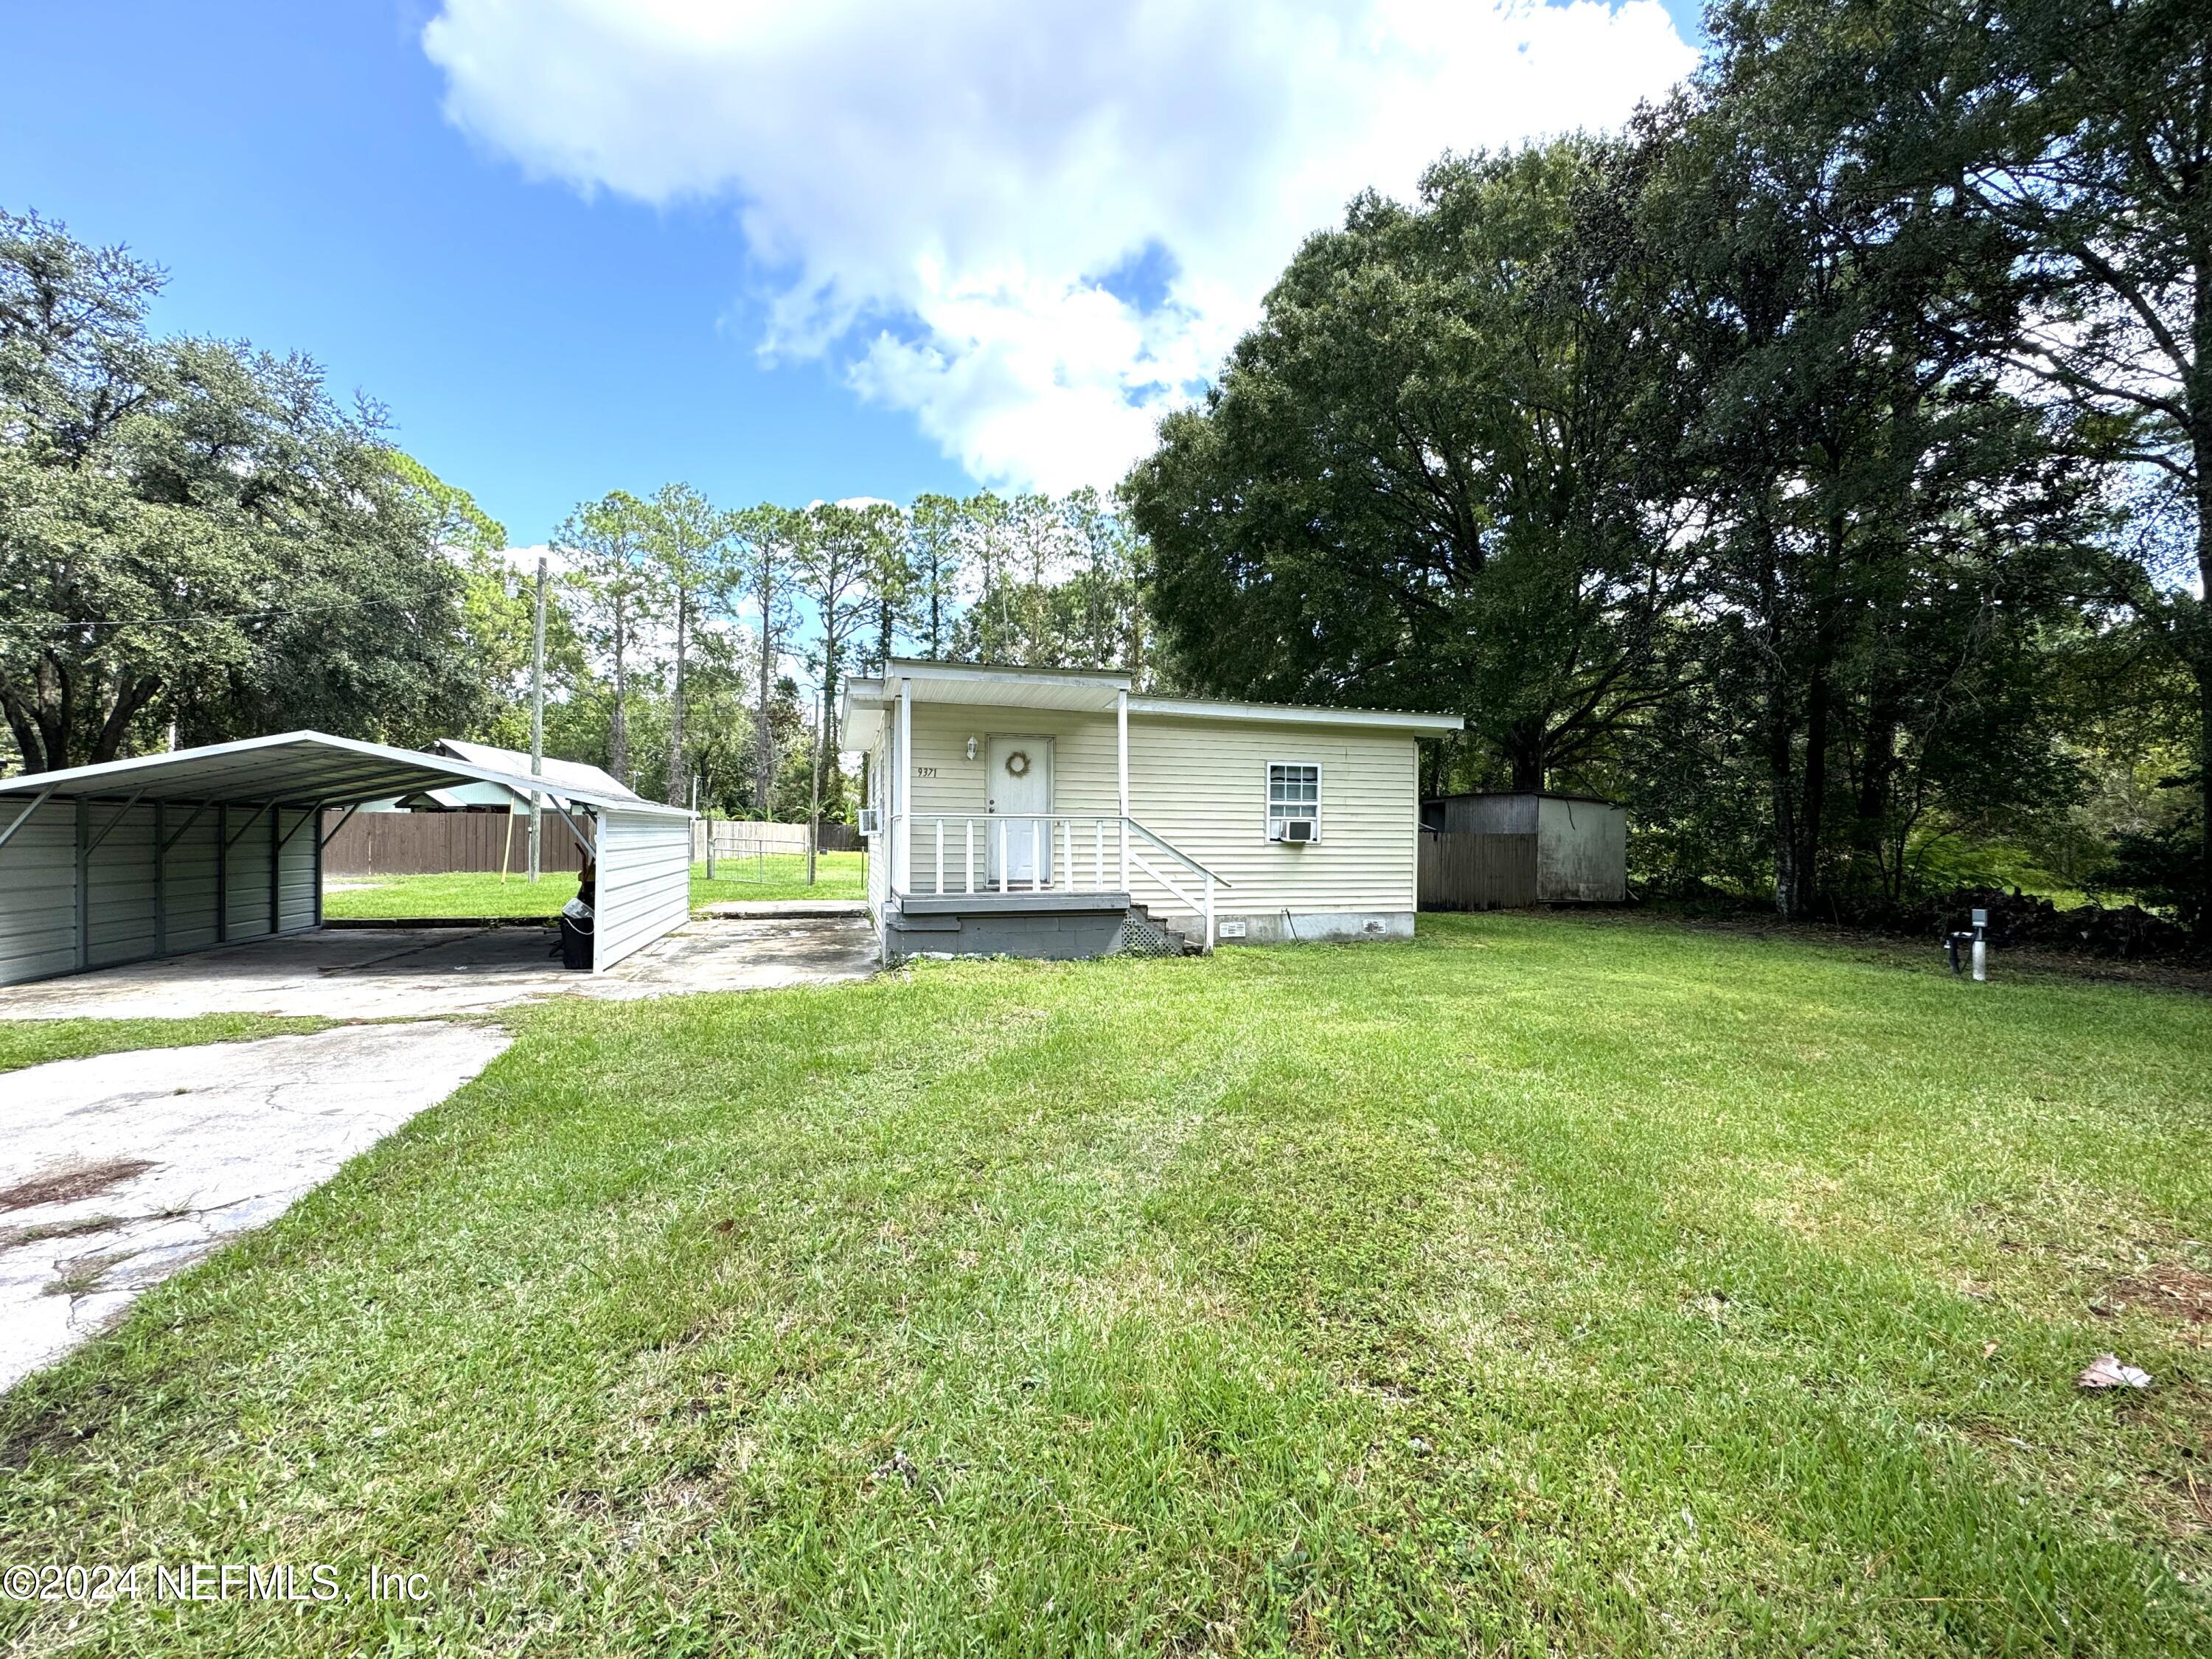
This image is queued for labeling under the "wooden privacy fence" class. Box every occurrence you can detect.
[321,811,585,877]
[1419,830,1539,911]
[324,812,859,875]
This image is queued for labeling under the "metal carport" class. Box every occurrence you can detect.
[0,732,695,987]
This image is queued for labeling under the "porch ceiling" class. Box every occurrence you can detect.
[839,658,1465,746]
[843,661,1130,746]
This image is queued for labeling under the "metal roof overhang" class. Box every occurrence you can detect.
[843,661,1134,747]
[0,731,694,817]
[841,660,1465,745]
[1126,696,1464,735]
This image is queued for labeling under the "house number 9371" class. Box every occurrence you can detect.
[913,766,938,777]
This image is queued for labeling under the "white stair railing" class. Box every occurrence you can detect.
[1125,816,1228,951]
[902,814,1231,950]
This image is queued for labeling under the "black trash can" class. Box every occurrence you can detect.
[558,912,594,971]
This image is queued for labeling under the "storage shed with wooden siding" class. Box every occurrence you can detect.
[1419,792,1627,907]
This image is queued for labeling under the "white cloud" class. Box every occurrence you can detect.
[422,0,1697,491]
[458,540,566,580]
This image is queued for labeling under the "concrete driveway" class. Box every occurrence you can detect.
[0,1023,512,1392]
[0,911,880,1390]
[0,915,879,1020]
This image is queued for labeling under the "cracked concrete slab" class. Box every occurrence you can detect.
[0,1022,512,1392]
[0,917,879,1021]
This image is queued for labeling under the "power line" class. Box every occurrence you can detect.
[0,592,434,636]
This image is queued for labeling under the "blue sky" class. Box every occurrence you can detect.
[2,1,1705,549]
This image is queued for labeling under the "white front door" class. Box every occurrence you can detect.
[987,735,1052,886]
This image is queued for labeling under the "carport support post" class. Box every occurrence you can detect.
[74,798,89,971]
[529,554,546,883]
[215,802,228,943]
[153,801,166,959]
[270,802,281,936]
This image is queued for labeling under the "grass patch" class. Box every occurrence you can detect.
[2,915,2209,1653]
[39,1252,131,1298]
[0,1015,335,1076]
[0,1214,128,1250]
[322,854,868,919]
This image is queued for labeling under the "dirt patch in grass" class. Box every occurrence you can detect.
[2104,1262,2212,1329]
[0,1158,154,1214]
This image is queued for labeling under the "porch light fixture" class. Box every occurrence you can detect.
[966,737,978,761]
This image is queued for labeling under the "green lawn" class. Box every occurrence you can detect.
[321,852,868,919]
[0,1014,335,1075]
[4,915,2209,1654]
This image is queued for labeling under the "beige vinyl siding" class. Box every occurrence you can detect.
[903,705,1120,821]
[1127,718,1416,917]
[888,701,1416,919]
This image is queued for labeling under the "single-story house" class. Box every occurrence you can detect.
[842,660,1462,963]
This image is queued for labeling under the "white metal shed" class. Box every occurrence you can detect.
[0,732,695,988]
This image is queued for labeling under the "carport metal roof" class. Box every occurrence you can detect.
[0,730,691,825]
[0,733,700,986]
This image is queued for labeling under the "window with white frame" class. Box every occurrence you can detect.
[1267,762,1321,841]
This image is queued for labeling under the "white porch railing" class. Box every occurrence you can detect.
[893,813,1229,950]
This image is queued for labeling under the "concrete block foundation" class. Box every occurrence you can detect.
[1204,910,1414,946]
[885,892,1130,964]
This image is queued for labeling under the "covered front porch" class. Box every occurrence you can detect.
[844,663,1225,962]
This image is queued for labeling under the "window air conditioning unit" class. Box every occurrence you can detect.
[858,808,882,838]
[1273,818,1317,844]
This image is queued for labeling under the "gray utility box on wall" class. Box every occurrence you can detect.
[1418,792,1627,910]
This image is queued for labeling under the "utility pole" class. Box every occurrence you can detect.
[529,554,546,881]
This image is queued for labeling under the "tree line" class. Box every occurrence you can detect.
[540,485,1150,827]
[1127,0,2207,929]
[0,210,487,771]
[10,0,2201,927]
[0,213,1152,839]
